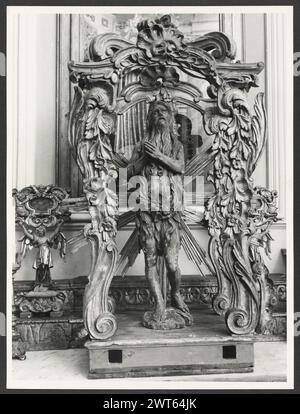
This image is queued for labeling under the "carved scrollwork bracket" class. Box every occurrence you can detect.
[203,81,278,335]
[83,232,118,340]
[68,63,119,339]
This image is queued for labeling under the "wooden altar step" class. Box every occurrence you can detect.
[86,311,255,378]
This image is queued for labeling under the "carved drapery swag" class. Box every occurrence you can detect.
[68,15,278,340]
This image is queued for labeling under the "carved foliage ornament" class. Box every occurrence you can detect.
[69,15,221,88]
[204,85,278,334]
[68,84,119,339]
[68,15,278,339]
[136,15,187,59]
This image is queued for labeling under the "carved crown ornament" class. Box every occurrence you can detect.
[67,14,278,340]
[13,185,71,273]
[69,14,263,100]
[13,185,71,229]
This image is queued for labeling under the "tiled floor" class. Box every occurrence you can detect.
[10,341,287,389]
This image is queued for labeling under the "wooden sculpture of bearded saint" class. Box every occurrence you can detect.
[128,101,193,329]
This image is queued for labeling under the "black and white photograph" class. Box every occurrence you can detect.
[5,5,294,391]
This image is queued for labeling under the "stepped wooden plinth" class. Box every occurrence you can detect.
[86,310,255,379]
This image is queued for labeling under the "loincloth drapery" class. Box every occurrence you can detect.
[136,210,182,257]
[33,245,53,269]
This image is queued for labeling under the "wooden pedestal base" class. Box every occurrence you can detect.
[86,312,254,379]
[20,310,64,319]
[12,329,27,360]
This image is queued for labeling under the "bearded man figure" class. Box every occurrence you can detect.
[128,100,193,329]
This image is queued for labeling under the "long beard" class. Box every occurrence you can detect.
[149,125,173,157]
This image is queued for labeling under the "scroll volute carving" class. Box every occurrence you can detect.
[68,14,278,339]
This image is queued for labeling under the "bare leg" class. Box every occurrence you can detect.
[145,263,165,317]
[140,223,166,327]
[140,214,188,329]
[143,258,188,329]
[165,226,192,325]
[142,232,186,329]
[167,268,190,314]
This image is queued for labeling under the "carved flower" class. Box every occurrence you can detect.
[100,217,117,241]
[252,261,265,277]
[216,170,223,179]
[232,159,241,169]
[227,216,240,234]
[94,158,105,169]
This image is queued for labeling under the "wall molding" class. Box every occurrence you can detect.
[55,14,82,196]
[8,13,37,189]
[14,273,285,311]
[265,13,288,222]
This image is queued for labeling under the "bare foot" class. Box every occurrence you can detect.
[143,308,186,330]
[171,293,193,326]
[171,292,189,313]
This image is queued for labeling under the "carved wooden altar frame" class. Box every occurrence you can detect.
[68,15,278,341]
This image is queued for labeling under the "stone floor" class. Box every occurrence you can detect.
[10,341,287,389]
